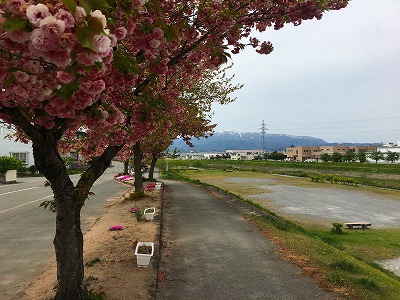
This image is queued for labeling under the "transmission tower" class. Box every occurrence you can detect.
[260,120,268,154]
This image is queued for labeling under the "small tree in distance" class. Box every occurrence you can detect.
[385,151,399,164]
[369,150,384,164]
[320,153,331,162]
[357,150,367,163]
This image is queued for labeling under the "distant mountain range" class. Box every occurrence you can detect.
[169,131,379,153]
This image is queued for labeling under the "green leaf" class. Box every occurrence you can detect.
[57,84,76,99]
[91,0,112,10]
[113,51,141,75]
[162,24,179,42]
[3,18,29,31]
[145,0,161,13]
[61,0,77,13]
[7,67,19,72]
[6,75,15,86]
[79,0,92,15]
[75,26,93,49]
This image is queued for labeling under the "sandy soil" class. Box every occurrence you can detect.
[21,181,161,300]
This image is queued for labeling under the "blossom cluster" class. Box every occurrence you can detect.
[0,1,127,129]
[1,0,349,159]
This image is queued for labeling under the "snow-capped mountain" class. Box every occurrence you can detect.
[170,131,329,152]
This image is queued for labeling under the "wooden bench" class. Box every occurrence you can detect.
[344,222,371,229]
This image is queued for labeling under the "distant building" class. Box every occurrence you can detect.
[0,125,34,166]
[378,141,400,154]
[178,152,205,160]
[285,145,377,162]
[226,150,264,161]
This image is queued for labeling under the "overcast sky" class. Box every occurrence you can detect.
[211,0,400,144]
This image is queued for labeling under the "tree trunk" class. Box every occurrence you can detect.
[32,135,88,299]
[133,141,143,192]
[32,136,123,299]
[148,154,157,181]
[5,107,124,299]
[123,160,129,175]
[54,189,86,299]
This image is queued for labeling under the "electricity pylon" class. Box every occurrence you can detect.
[260,120,267,154]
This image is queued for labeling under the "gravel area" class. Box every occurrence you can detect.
[250,185,400,228]
[225,177,400,277]
[377,258,400,276]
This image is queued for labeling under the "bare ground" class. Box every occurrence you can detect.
[21,181,161,300]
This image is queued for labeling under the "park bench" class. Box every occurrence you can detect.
[343,222,371,229]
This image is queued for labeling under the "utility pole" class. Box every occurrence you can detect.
[260,120,268,155]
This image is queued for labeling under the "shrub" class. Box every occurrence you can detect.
[0,156,21,173]
[331,222,344,234]
[28,165,37,175]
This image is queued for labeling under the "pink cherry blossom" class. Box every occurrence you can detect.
[76,51,102,66]
[149,39,161,49]
[26,3,51,27]
[39,16,66,36]
[42,49,71,68]
[14,71,29,83]
[114,27,127,40]
[6,0,26,14]
[54,9,75,28]
[91,35,111,53]
[30,28,59,51]
[8,30,30,43]
[90,10,107,29]
[56,71,74,83]
[74,6,86,23]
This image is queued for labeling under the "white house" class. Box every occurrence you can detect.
[0,125,34,166]
[226,150,264,161]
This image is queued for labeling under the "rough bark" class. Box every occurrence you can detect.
[133,141,143,192]
[148,154,157,181]
[31,130,87,299]
[123,160,129,175]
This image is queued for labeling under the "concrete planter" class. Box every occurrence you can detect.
[0,169,17,183]
[143,207,155,221]
[134,242,154,267]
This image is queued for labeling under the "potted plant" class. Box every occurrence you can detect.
[143,207,156,221]
[134,242,154,267]
[0,156,20,183]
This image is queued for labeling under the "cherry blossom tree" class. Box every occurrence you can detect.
[0,0,348,298]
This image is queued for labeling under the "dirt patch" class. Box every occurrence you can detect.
[21,183,161,300]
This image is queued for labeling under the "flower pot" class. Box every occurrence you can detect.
[0,169,17,183]
[155,182,163,190]
[143,207,155,221]
[135,242,154,267]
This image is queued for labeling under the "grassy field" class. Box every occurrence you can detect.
[160,159,400,190]
[159,160,400,300]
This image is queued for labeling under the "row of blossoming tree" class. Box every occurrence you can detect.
[0,0,348,298]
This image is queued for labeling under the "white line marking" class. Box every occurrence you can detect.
[0,187,40,196]
[0,195,53,214]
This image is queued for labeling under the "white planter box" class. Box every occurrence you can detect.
[135,242,154,267]
[155,182,163,190]
[0,169,17,183]
[143,207,155,221]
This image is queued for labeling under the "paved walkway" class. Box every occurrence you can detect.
[157,180,338,300]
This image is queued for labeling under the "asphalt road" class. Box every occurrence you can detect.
[0,164,130,300]
[157,180,337,300]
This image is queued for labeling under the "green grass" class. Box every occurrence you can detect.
[160,166,400,300]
